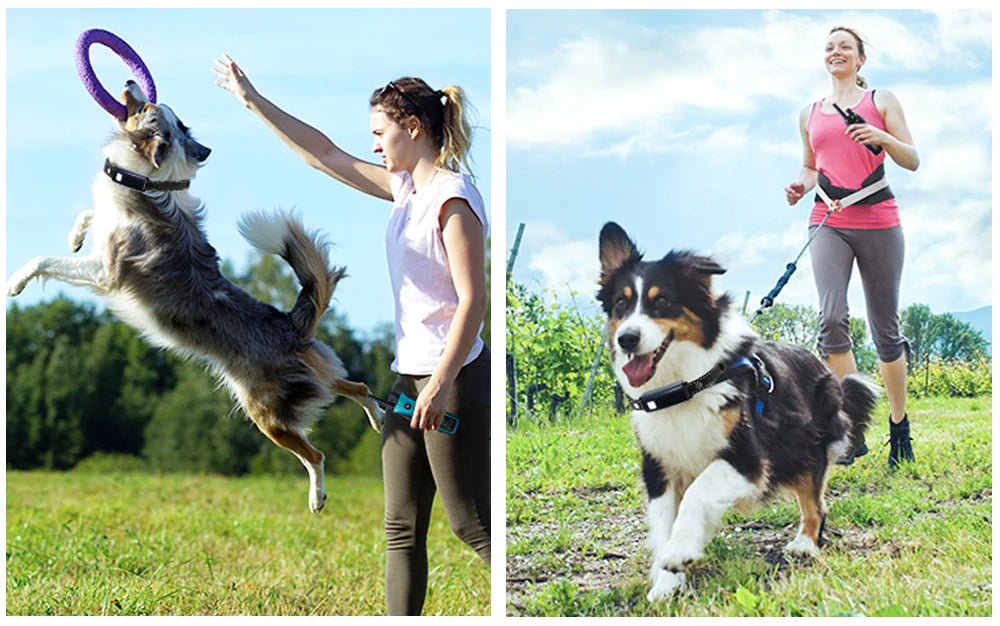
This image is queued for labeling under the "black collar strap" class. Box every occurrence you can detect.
[104,159,190,192]
[628,355,772,413]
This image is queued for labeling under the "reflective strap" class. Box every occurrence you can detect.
[816,176,890,211]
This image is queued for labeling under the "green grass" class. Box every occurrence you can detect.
[6,472,489,616]
[506,396,992,617]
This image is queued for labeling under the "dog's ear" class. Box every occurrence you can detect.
[599,222,641,285]
[688,256,726,277]
[671,252,726,289]
[184,136,212,163]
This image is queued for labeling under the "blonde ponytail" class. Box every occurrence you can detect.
[436,85,474,176]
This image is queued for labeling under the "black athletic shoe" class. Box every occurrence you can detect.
[836,439,869,466]
[888,414,915,470]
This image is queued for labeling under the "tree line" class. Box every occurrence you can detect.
[5,254,402,475]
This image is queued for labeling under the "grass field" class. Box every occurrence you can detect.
[506,396,993,617]
[5,472,489,616]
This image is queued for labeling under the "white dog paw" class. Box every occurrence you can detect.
[659,541,704,572]
[783,534,819,558]
[309,488,327,514]
[647,569,686,601]
[7,275,29,297]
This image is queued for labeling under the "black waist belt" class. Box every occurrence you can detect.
[814,163,893,206]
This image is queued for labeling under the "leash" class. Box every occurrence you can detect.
[747,172,890,325]
[368,391,460,435]
[628,354,773,416]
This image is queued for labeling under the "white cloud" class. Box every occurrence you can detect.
[508,11,988,155]
[508,10,991,317]
[511,221,602,309]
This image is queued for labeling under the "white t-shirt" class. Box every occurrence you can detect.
[386,169,488,375]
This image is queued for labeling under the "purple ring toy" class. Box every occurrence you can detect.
[75,29,156,120]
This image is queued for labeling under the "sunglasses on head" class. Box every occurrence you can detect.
[380,81,420,113]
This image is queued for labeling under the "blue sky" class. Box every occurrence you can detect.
[4,8,491,336]
[506,9,992,324]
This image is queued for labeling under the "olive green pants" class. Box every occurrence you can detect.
[381,347,491,615]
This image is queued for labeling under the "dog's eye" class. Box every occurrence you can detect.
[613,295,628,313]
[654,295,670,309]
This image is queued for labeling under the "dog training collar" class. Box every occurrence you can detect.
[104,159,190,192]
[628,355,773,413]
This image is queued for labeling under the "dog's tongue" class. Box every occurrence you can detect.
[623,354,653,388]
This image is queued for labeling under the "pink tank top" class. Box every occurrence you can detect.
[806,90,900,229]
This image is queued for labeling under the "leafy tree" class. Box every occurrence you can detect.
[142,362,260,474]
[751,303,820,350]
[901,304,989,368]
[40,338,86,468]
[934,313,989,362]
[849,317,878,373]
[901,303,940,368]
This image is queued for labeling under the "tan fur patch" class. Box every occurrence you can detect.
[647,286,660,300]
[654,307,704,346]
[787,472,826,543]
[301,346,337,383]
[720,406,744,438]
[333,379,371,398]
[606,319,621,353]
[622,285,633,301]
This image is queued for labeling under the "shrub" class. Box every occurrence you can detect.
[907,357,992,398]
[72,452,149,473]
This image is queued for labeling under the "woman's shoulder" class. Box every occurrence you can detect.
[437,171,482,200]
[435,171,487,228]
[871,88,900,106]
[870,89,905,117]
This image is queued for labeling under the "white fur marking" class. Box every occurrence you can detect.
[659,460,760,572]
[783,533,820,558]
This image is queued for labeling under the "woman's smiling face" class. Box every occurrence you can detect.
[825,29,864,77]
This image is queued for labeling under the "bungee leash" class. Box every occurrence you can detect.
[368,392,460,435]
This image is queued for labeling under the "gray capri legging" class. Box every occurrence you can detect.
[381,346,491,616]
[808,225,908,362]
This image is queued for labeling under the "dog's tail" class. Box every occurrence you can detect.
[238,210,345,339]
[840,373,880,450]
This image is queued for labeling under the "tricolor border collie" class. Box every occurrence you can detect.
[596,222,876,601]
[6,81,382,513]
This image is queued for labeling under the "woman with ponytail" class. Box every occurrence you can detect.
[213,56,489,615]
[784,27,919,470]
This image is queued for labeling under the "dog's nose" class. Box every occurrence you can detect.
[618,331,640,353]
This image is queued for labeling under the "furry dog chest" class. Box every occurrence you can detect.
[631,385,734,480]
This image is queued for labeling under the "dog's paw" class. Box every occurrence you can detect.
[69,233,85,253]
[783,534,819,558]
[658,541,704,572]
[7,273,31,297]
[647,569,686,602]
[309,487,327,514]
